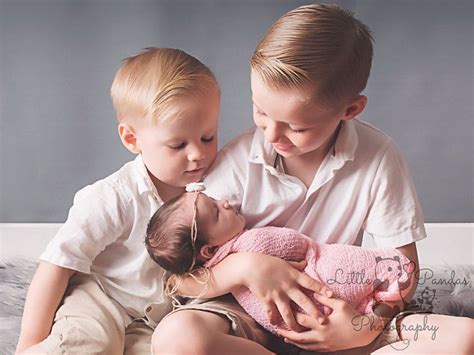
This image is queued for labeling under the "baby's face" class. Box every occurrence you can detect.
[185,193,245,246]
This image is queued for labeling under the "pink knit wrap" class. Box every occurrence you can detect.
[206,227,414,334]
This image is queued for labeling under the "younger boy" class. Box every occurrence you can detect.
[16,47,220,354]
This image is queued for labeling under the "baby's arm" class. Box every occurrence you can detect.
[171,253,247,297]
[172,228,310,297]
[171,252,331,331]
[16,262,75,353]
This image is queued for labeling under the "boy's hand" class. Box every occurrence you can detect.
[241,253,332,331]
[277,293,383,351]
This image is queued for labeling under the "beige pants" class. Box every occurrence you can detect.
[29,274,410,355]
[27,274,153,355]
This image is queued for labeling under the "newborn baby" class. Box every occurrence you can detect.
[145,190,415,334]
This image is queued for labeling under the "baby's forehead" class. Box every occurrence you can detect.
[197,193,214,207]
[183,192,211,209]
[195,193,215,217]
[182,192,198,207]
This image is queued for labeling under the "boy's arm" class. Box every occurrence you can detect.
[362,140,424,311]
[396,242,419,302]
[16,262,75,353]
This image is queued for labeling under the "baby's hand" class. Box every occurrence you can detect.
[242,253,332,331]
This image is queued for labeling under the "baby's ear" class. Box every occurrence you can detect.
[200,245,218,260]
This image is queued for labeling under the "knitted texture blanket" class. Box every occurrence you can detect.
[206,227,414,334]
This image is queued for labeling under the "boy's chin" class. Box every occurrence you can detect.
[183,170,206,182]
[274,150,300,159]
[183,176,204,185]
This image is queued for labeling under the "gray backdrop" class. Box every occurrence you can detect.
[1,0,473,223]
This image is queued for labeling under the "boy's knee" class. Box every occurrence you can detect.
[152,312,218,355]
[426,315,474,354]
[454,317,474,353]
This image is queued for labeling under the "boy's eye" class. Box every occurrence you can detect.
[289,127,306,133]
[202,136,214,143]
[168,142,186,150]
[253,104,267,116]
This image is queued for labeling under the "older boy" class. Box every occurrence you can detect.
[153,4,473,354]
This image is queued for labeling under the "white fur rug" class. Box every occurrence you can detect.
[0,259,473,355]
[0,259,37,354]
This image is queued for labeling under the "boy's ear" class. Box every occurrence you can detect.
[118,123,141,154]
[341,95,368,121]
[200,245,218,260]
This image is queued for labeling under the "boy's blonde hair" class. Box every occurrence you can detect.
[111,48,218,123]
[251,4,373,105]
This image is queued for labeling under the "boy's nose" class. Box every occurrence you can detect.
[188,146,206,161]
[264,121,281,143]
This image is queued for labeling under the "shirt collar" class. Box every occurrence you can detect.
[334,119,358,163]
[247,119,358,167]
[133,155,162,201]
[248,128,277,165]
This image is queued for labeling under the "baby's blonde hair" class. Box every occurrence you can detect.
[251,4,373,106]
[111,47,218,123]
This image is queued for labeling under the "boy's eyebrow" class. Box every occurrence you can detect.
[251,99,263,110]
[163,137,186,143]
[162,128,218,144]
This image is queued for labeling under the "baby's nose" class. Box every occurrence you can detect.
[222,200,237,211]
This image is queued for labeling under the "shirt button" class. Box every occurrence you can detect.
[253,155,259,159]
[146,306,153,313]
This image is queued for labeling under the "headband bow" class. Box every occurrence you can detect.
[185,182,206,193]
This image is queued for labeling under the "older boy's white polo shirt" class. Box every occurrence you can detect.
[40,155,172,320]
[205,119,426,248]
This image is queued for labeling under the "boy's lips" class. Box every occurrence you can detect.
[185,167,205,175]
[273,143,294,151]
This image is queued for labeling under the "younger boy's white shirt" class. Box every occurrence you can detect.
[204,119,426,248]
[40,155,172,321]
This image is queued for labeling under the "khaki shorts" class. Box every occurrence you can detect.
[26,274,154,355]
[159,296,425,355]
[160,294,273,346]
